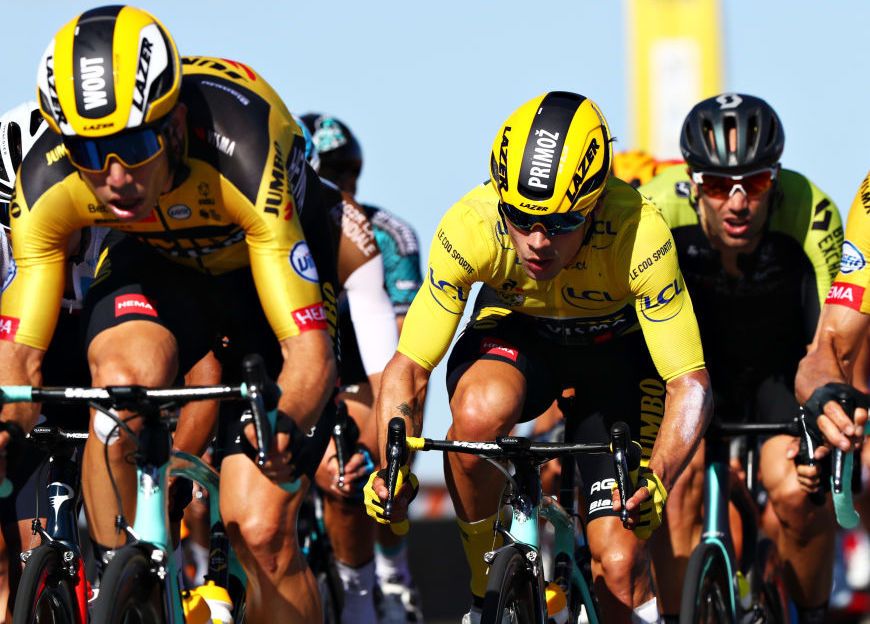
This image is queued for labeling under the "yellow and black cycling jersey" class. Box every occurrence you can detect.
[398,176,705,382]
[826,171,870,313]
[2,56,324,350]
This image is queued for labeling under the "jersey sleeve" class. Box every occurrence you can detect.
[226,114,326,341]
[397,202,487,371]
[796,183,844,305]
[624,206,705,381]
[0,182,79,350]
[825,172,870,313]
[370,209,422,313]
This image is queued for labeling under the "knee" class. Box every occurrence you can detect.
[767,475,833,539]
[450,382,520,440]
[233,514,293,575]
[592,544,645,593]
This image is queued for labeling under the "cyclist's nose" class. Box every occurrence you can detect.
[105,160,133,188]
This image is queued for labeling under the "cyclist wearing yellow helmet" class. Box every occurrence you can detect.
[0,6,337,622]
[364,91,712,623]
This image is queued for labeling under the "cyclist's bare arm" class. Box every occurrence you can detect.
[375,353,430,459]
[0,341,44,428]
[796,303,870,450]
[279,330,336,434]
[650,369,712,491]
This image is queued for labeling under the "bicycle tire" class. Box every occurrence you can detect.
[481,546,544,624]
[317,565,343,624]
[679,542,734,624]
[750,538,787,624]
[12,545,80,624]
[90,546,166,624]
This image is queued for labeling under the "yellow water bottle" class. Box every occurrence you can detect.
[182,590,211,624]
[545,581,569,624]
[193,580,235,624]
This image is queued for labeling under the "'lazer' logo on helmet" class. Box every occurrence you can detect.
[44,56,67,125]
[80,57,108,111]
[132,38,154,112]
[566,138,600,204]
[491,126,510,191]
[525,129,560,191]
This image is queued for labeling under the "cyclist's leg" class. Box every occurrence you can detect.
[84,320,179,545]
[759,434,835,614]
[573,333,666,622]
[81,235,214,548]
[220,458,320,623]
[648,438,705,616]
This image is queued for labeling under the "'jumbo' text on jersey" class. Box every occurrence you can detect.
[826,171,870,313]
[398,177,705,382]
[640,166,842,388]
[2,56,324,350]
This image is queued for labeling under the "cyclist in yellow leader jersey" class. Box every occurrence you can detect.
[365,91,712,624]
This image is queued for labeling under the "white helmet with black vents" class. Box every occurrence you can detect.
[0,101,47,203]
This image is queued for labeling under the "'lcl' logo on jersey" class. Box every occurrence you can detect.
[80,57,108,111]
[639,278,684,323]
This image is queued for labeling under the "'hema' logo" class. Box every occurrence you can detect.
[115,294,158,317]
[80,57,108,110]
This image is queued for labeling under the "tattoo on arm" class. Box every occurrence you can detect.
[397,403,413,418]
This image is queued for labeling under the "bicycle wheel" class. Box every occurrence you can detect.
[750,539,787,624]
[481,545,544,624]
[91,546,166,623]
[12,545,81,624]
[679,542,734,624]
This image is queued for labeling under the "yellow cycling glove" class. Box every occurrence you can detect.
[631,466,668,540]
[363,465,419,535]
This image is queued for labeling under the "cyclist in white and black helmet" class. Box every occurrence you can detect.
[301,113,425,624]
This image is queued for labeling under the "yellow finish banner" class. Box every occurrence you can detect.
[626,0,723,159]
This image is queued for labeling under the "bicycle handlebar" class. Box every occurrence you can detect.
[382,417,640,529]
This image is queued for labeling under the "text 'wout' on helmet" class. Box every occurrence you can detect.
[36,4,182,138]
[489,91,613,217]
[679,93,784,175]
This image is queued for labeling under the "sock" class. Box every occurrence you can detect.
[375,538,411,585]
[456,514,502,600]
[188,541,209,587]
[796,603,827,624]
[336,559,377,624]
[631,597,659,623]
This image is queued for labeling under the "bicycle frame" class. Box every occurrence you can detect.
[698,447,739,618]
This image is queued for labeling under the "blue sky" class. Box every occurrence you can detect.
[3,1,869,481]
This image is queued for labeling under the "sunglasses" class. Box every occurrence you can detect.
[63,122,168,173]
[499,202,586,237]
[691,167,777,199]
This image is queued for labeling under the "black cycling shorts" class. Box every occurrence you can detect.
[446,312,665,522]
[83,233,331,475]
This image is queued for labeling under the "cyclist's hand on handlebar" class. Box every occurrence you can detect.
[243,411,297,483]
[363,465,419,534]
[316,441,375,499]
[612,465,668,540]
[805,383,868,453]
[785,438,824,493]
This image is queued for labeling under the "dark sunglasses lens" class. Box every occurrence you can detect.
[501,202,584,234]
[65,128,163,171]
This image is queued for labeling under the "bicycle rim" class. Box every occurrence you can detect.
[13,546,79,624]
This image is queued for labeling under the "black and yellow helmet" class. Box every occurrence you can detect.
[36,5,181,137]
[489,91,612,217]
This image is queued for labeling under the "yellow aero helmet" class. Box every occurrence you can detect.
[36,5,182,137]
[490,91,612,217]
